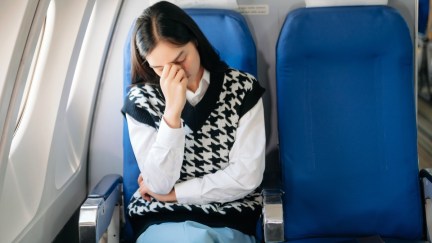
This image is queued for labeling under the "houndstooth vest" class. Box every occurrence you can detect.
[122,68,265,235]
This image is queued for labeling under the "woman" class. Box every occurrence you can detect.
[122,1,266,242]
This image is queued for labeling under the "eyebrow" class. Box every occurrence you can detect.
[149,50,184,69]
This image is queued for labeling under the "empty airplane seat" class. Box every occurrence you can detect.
[122,8,257,241]
[276,3,424,242]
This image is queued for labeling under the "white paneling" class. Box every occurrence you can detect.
[0,0,125,241]
[88,0,149,189]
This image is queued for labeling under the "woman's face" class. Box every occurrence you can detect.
[145,40,203,89]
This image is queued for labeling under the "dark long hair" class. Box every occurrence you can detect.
[131,1,228,85]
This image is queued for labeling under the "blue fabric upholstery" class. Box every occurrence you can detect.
[122,9,257,241]
[122,23,136,242]
[419,0,429,35]
[276,6,423,241]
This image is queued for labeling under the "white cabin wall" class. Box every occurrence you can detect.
[89,0,417,189]
[88,0,150,189]
[0,0,123,242]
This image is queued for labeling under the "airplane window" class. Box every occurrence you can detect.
[3,0,102,240]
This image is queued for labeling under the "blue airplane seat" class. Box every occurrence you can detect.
[276,4,426,242]
[419,0,430,36]
[122,8,257,241]
[122,24,136,240]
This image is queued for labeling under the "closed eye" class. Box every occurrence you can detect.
[173,56,186,65]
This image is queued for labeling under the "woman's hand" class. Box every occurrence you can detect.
[159,64,188,128]
[138,174,177,202]
[137,174,152,201]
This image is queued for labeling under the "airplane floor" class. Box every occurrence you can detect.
[418,97,432,169]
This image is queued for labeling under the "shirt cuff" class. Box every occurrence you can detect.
[175,178,202,204]
[156,118,184,148]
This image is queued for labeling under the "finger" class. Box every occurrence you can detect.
[139,187,151,201]
[137,174,143,184]
[160,64,172,83]
[141,191,150,201]
[180,75,188,88]
[175,69,186,82]
[167,64,180,80]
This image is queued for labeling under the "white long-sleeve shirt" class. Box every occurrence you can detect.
[126,70,265,205]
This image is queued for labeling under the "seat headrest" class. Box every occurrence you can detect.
[306,0,388,7]
[149,0,238,9]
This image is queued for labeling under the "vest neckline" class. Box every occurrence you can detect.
[181,70,225,132]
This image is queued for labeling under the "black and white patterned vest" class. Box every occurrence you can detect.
[122,68,265,235]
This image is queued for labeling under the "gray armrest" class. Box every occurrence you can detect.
[420,168,432,242]
[262,189,284,242]
[79,174,122,243]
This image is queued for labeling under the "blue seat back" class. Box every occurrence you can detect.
[123,8,257,240]
[184,9,257,77]
[276,5,422,241]
[419,0,430,35]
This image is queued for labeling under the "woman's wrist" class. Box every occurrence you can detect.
[149,188,177,202]
[163,110,182,128]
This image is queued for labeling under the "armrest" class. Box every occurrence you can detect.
[262,189,284,242]
[420,168,432,242]
[79,174,123,243]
